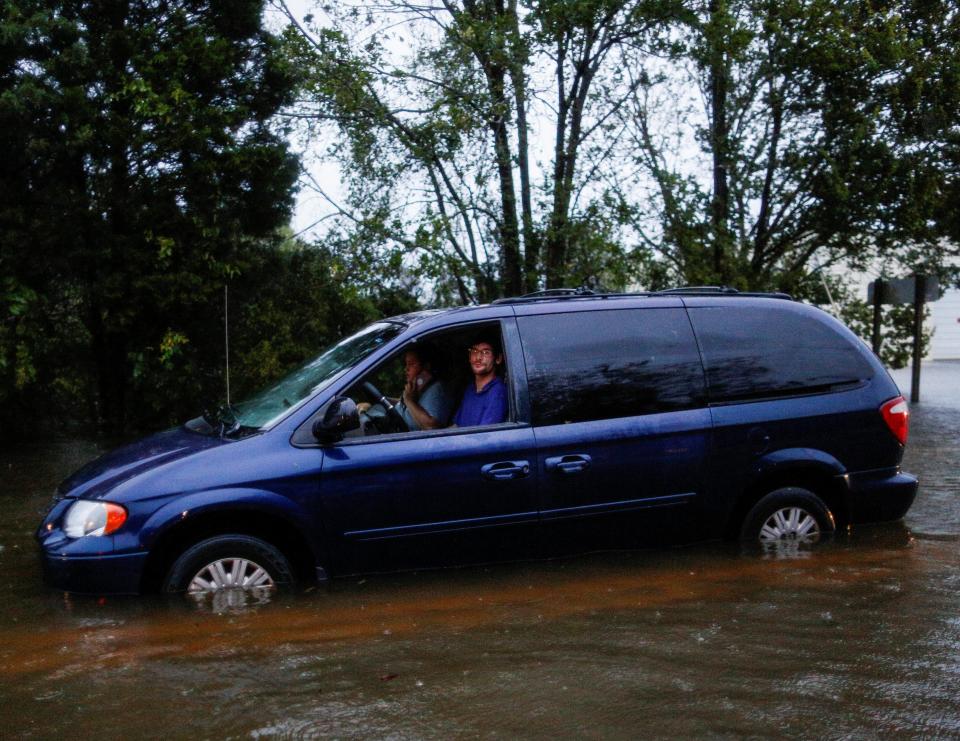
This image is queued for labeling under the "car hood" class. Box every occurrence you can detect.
[58,426,228,501]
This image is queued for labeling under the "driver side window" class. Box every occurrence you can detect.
[343,322,508,439]
[345,340,456,437]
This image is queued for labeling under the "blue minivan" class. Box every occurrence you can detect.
[36,289,918,597]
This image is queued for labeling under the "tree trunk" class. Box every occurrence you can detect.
[507,0,537,294]
[89,311,129,434]
[464,0,523,298]
[544,34,570,290]
[485,34,523,297]
[707,0,732,285]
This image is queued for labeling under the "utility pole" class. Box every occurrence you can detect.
[910,274,926,404]
[871,278,884,355]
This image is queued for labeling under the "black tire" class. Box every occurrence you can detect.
[740,487,835,544]
[163,534,294,594]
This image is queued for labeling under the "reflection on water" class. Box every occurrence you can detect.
[758,540,816,560]
[188,585,277,614]
[1,381,959,737]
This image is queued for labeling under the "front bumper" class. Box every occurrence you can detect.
[36,499,147,595]
[38,547,147,595]
[844,468,919,524]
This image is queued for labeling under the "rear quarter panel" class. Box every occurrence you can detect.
[682,297,905,535]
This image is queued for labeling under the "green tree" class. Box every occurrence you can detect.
[282,0,958,300]
[280,0,679,301]
[229,238,419,400]
[125,235,419,432]
[1,0,299,432]
[620,0,960,291]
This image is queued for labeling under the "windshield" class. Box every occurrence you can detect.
[230,321,406,429]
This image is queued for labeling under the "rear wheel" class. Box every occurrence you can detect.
[740,487,835,544]
[163,534,294,600]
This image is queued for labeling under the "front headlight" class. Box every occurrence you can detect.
[63,500,128,538]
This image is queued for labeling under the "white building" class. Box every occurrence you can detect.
[930,288,960,360]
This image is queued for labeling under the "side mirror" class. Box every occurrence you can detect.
[312,397,360,444]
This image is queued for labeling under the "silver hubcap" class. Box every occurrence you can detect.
[759,507,821,543]
[188,557,275,593]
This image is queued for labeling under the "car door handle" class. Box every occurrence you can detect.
[545,454,592,475]
[481,460,531,481]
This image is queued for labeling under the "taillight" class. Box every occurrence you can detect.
[880,396,909,445]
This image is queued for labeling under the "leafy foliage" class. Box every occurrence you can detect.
[283,0,959,299]
[0,0,305,434]
[622,0,960,291]
[2,0,958,437]
[280,0,680,299]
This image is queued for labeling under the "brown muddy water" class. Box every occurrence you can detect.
[2,363,959,739]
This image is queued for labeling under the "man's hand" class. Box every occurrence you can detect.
[402,378,420,405]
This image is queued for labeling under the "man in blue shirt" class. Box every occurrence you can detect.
[453,334,508,427]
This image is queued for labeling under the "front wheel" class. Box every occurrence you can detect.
[163,534,294,597]
[740,487,835,544]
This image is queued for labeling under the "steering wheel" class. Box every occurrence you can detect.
[362,381,409,433]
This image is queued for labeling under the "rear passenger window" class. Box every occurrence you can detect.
[518,309,706,426]
[688,305,875,403]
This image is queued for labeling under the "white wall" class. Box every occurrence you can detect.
[930,288,960,360]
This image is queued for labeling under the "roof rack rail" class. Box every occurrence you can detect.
[491,285,793,305]
[491,287,598,304]
[654,286,793,299]
[654,285,738,294]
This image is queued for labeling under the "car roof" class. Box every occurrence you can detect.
[385,287,794,328]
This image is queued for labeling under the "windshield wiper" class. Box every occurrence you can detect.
[217,403,242,437]
[199,403,243,438]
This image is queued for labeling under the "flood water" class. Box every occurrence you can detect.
[2,363,958,738]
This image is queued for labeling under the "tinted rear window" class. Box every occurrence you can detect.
[687,305,874,403]
[518,308,706,426]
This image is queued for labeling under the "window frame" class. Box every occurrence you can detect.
[515,305,708,427]
[685,303,876,406]
[291,317,529,448]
